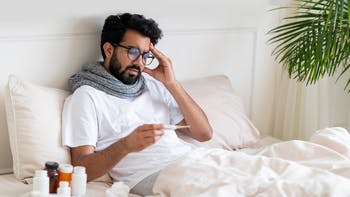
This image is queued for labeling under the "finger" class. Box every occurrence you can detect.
[144,136,162,144]
[144,137,157,144]
[142,129,164,138]
[140,124,165,131]
[155,135,162,141]
[153,135,162,142]
[150,44,167,60]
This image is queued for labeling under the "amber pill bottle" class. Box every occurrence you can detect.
[58,164,73,187]
[45,161,59,193]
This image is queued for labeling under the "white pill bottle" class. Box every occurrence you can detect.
[32,170,49,195]
[71,166,87,197]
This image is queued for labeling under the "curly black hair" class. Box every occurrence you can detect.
[100,13,163,60]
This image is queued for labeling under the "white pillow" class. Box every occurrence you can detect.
[4,75,71,180]
[180,75,260,150]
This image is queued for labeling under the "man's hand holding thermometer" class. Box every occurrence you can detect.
[163,125,191,130]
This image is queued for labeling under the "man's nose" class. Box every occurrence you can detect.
[133,55,144,68]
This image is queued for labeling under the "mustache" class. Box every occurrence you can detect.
[126,65,141,72]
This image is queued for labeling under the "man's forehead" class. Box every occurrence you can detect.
[121,30,151,51]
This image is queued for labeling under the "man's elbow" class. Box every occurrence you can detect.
[198,127,213,142]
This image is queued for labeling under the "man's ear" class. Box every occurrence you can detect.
[103,42,114,59]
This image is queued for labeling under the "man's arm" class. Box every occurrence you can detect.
[144,44,213,142]
[71,142,127,182]
[166,82,212,141]
[70,124,164,181]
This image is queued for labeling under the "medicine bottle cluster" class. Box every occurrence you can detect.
[32,161,87,197]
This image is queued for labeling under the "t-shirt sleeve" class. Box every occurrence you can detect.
[163,89,184,125]
[61,87,98,148]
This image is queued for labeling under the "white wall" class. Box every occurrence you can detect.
[0,0,277,173]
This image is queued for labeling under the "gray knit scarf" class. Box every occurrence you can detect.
[68,62,146,99]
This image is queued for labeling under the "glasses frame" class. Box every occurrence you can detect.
[111,43,155,66]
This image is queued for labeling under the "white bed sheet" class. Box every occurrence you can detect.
[237,135,282,154]
[3,128,349,197]
[0,136,280,197]
[152,128,350,196]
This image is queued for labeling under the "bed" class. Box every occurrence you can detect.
[0,137,281,197]
[2,74,350,197]
[154,129,350,196]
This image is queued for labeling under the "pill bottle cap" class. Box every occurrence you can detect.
[59,181,69,188]
[45,161,59,169]
[59,164,73,173]
[57,181,71,196]
[34,170,48,177]
[73,166,86,174]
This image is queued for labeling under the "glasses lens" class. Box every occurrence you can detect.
[127,47,140,60]
[143,52,155,65]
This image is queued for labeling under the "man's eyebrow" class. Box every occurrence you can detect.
[121,42,150,53]
[133,46,151,53]
[120,42,151,54]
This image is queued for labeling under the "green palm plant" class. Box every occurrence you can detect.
[268,0,350,92]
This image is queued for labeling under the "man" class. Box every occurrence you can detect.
[62,13,212,196]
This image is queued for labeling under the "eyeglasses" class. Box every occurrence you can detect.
[111,43,155,66]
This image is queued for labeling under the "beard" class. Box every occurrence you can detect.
[109,53,141,85]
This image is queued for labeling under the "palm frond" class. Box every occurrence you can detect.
[269,0,350,92]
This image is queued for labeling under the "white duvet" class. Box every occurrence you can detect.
[152,127,350,197]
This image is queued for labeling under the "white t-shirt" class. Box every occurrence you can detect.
[62,74,193,188]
